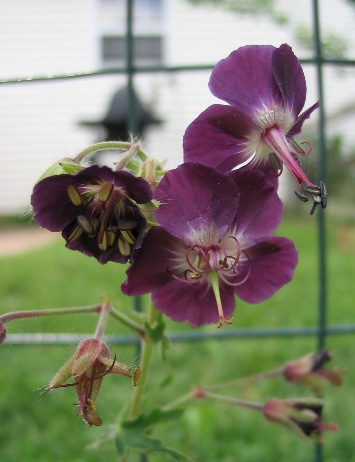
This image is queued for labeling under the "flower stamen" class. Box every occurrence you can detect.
[67,184,83,206]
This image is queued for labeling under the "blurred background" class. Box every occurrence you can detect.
[0,0,354,461]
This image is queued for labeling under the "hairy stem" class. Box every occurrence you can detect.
[73,141,133,162]
[94,300,112,339]
[200,389,263,411]
[110,305,145,337]
[0,304,101,324]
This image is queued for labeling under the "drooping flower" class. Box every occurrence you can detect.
[31,165,153,264]
[122,163,298,327]
[183,44,326,212]
[263,398,338,442]
[45,338,139,426]
[282,349,343,394]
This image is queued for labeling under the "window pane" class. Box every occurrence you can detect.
[101,35,163,65]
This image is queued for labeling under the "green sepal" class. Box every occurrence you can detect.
[139,199,159,211]
[35,159,83,184]
[59,161,83,174]
[116,408,190,461]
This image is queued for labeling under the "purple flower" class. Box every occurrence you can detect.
[31,165,153,264]
[122,163,298,327]
[183,44,324,203]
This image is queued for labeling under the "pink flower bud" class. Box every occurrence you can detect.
[282,350,343,394]
[263,398,338,442]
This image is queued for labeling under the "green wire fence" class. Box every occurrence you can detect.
[1,0,355,461]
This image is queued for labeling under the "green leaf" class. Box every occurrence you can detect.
[118,431,191,461]
[115,407,188,461]
[123,407,184,431]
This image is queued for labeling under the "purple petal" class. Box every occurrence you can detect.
[229,170,283,240]
[183,104,253,173]
[234,237,298,303]
[272,44,306,117]
[78,165,153,204]
[288,101,320,137]
[153,163,240,242]
[31,175,84,231]
[122,227,184,295]
[209,45,281,114]
[152,280,236,327]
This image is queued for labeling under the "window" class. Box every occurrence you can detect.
[98,0,165,67]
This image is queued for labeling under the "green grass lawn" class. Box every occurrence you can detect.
[0,215,354,462]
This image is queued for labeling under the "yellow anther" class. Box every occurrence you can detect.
[67,226,83,243]
[118,219,138,231]
[67,184,82,206]
[189,272,202,280]
[98,231,108,251]
[198,258,208,270]
[121,230,136,245]
[83,399,102,427]
[107,230,116,247]
[118,237,131,257]
[132,367,141,386]
[99,183,114,203]
[77,215,95,236]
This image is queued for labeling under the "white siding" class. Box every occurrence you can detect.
[0,0,354,214]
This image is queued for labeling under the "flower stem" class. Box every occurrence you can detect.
[73,141,133,162]
[94,300,112,339]
[162,391,195,413]
[128,300,157,419]
[200,389,263,412]
[110,305,145,337]
[0,304,101,325]
[114,142,146,170]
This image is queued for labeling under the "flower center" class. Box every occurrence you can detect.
[67,181,139,256]
[169,235,250,327]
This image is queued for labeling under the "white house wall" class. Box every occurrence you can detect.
[0,0,354,215]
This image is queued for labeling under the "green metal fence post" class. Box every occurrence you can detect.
[312,0,327,460]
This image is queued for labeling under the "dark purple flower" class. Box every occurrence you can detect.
[31,165,153,264]
[122,163,298,327]
[183,44,321,196]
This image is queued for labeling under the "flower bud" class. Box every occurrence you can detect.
[262,398,338,442]
[282,349,343,394]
